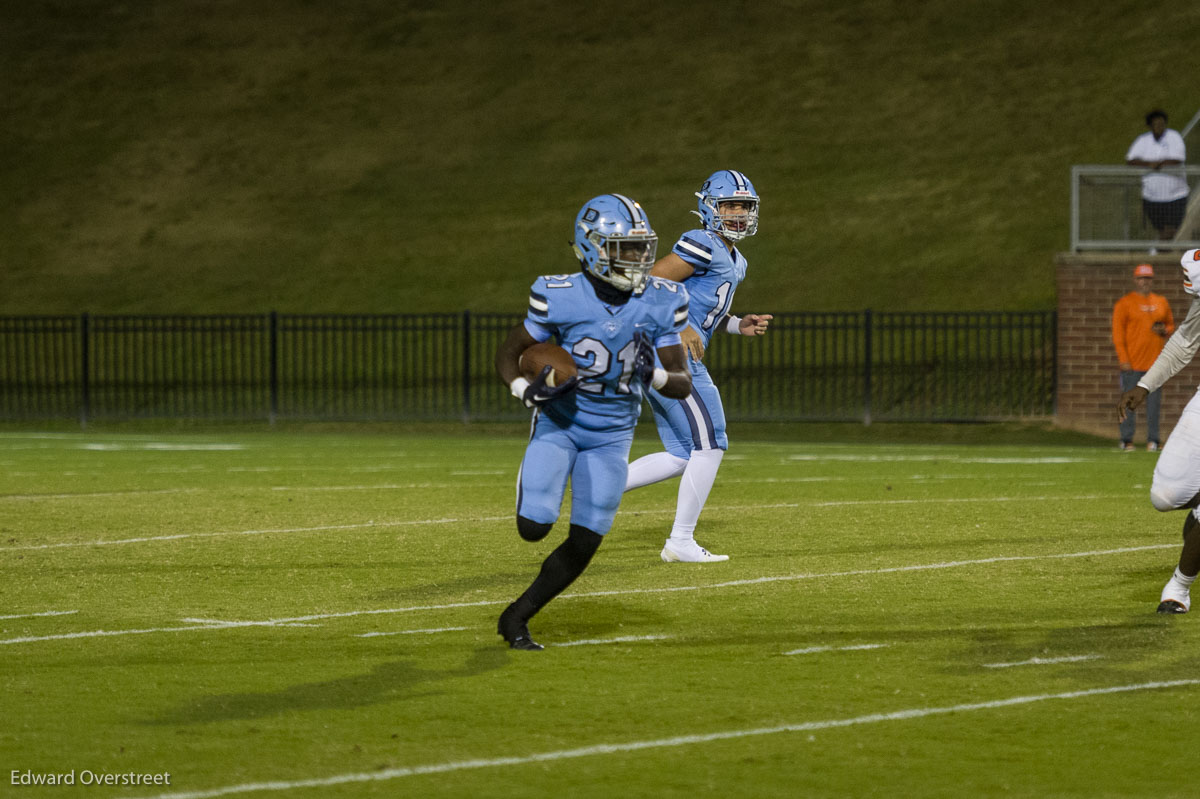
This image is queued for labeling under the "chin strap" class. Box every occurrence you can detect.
[582,269,632,305]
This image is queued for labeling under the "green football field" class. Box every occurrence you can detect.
[3,428,1198,798]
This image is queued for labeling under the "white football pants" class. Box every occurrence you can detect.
[1151,389,1200,514]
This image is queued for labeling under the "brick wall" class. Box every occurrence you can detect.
[1056,252,1200,441]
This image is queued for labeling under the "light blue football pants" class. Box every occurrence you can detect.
[517,412,634,535]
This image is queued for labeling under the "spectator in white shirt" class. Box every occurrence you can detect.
[1126,109,1188,241]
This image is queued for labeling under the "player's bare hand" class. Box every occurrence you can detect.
[1117,386,1149,421]
[1153,322,1168,337]
[739,314,773,336]
[681,326,705,361]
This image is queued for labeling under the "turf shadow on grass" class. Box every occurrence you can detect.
[144,646,506,725]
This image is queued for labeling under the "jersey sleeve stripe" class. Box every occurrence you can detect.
[673,305,689,325]
[674,238,713,264]
[529,292,549,316]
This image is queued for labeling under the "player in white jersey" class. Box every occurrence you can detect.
[624,170,773,563]
[1118,249,1200,613]
[493,193,692,649]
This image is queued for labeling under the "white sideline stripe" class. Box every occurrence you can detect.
[356,626,470,638]
[139,680,1200,799]
[2,494,1130,553]
[4,542,1171,645]
[551,634,671,648]
[785,643,890,656]
[983,654,1103,669]
[0,609,78,620]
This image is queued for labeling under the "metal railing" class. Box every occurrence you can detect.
[0,311,1056,424]
[1071,165,1200,251]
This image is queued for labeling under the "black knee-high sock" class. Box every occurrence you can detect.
[509,524,603,621]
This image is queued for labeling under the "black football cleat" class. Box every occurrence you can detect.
[1157,600,1188,614]
[498,604,543,651]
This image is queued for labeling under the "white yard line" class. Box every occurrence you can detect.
[0,542,1176,647]
[355,626,470,638]
[139,679,1200,799]
[786,454,1092,464]
[810,495,1111,507]
[267,484,476,492]
[179,619,320,629]
[2,518,511,552]
[79,443,245,451]
[0,483,495,501]
[0,488,204,501]
[0,609,78,620]
[0,618,321,645]
[551,634,671,647]
[983,654,1104,669]
[784,643,891,656]
[2,494,1131,552]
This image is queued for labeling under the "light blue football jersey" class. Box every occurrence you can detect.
[525,273,688,431]
[671,229,748,347]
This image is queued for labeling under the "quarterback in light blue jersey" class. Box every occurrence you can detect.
[492,193,692,650]
[625,170,773,563]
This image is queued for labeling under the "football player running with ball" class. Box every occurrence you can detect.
[624,170,773,563]
[1118,248,1200,614]
[493,194,693,650]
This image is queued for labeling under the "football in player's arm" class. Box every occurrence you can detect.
[1117,248,1200,614]
[492,193,691,650]
[624,170,773,563]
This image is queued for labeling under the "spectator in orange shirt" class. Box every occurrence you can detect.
[1113,263,1175,450]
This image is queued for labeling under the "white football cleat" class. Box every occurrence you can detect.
[661,539,729,563]
[1158,579,1191,614]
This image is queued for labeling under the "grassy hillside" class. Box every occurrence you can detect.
[2,0,1197,314]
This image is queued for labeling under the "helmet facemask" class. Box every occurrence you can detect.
[700,196,759,242]
[589,232,656,294]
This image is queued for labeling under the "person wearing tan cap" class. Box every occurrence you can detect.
[1113,263,1174,450]
[1118,249,1200,612]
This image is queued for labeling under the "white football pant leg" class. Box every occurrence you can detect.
[625,451,688,491]
[1151,390,1200,511]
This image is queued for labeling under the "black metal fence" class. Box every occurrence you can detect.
[0,311,1056,423]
